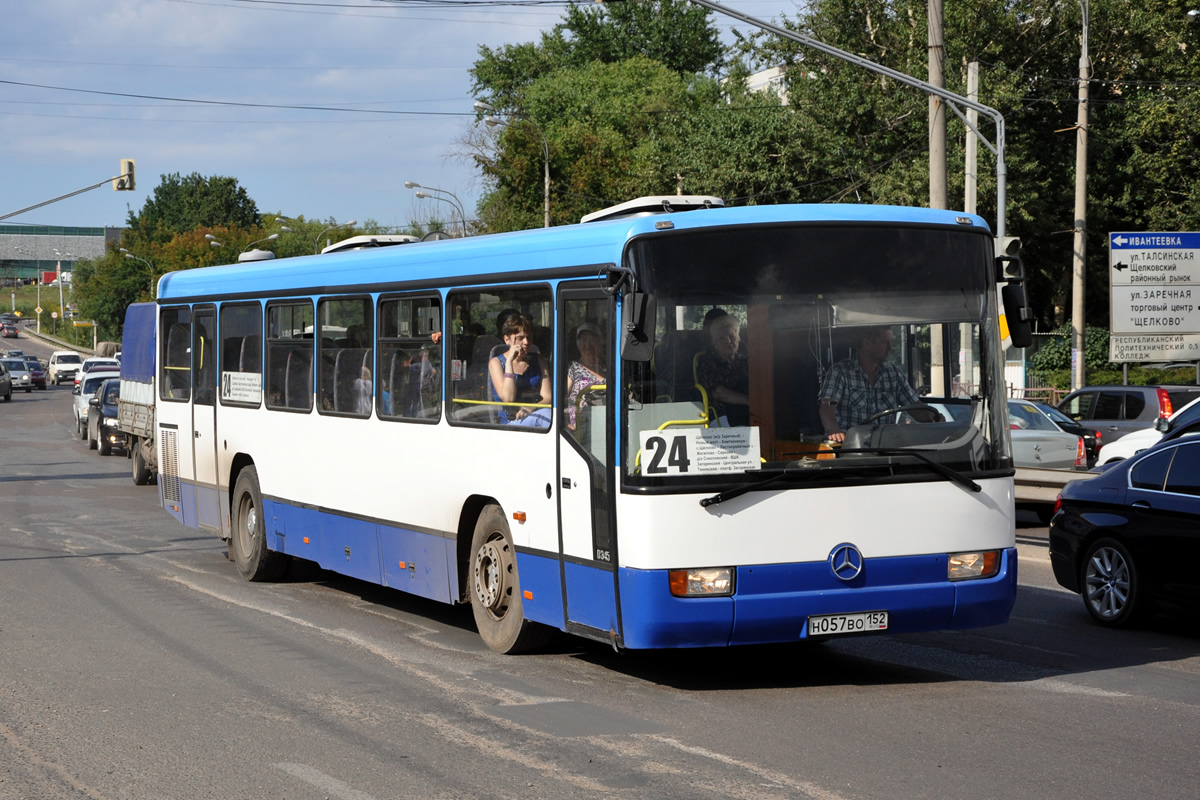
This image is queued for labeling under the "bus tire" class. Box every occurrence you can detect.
[132,440,152,486]
[230,466,288,582]
[469,504,548,654]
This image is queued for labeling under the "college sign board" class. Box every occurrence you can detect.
[1109,232,1200,362]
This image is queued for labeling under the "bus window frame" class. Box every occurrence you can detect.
[445,282,555,432]
[316,293,375,419]
[218,301,264,410]
[376,291,443,424]
[159,305,193,404]
[264,299,316,414]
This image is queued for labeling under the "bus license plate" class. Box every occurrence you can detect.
[808,611,888,637]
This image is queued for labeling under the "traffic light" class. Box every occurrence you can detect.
[114,159,135,191]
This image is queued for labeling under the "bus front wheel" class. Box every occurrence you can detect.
[231,466,288,582]
[469,505,548,654]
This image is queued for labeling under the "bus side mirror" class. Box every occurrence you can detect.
[621,292,656,362]
[1001,282,1033,349]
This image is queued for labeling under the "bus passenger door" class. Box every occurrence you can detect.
[557,287,620,644]
[191,305,222,534]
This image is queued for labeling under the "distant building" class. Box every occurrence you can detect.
[746,66,789,103]
[0,225,116,280]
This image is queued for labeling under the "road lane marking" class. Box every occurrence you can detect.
[274,763,377,800]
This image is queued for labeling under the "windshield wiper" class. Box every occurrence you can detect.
[699,463,833,508]
[832,447,981,493]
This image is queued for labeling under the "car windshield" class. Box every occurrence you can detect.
[103,385,120,404]
[58,354,82,364]
[2,359,25,371]
[1008,401,1060,432]
[1169,398,1200,427]
[621,222,1010,488]
[1038,404,1077,428]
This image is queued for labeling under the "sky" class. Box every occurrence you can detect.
[1,0,803,233]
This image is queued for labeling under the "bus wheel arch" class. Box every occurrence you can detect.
[465,501,549,654]
[230,462,288,582]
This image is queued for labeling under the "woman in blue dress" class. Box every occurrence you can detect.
[488,314,552,427]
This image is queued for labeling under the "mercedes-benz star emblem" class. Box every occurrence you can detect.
[829,543,864,581]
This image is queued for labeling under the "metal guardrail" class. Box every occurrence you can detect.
[14,322,95,357]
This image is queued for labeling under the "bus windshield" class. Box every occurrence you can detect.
[623,222,1011,488]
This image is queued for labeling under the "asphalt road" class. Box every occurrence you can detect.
[3,329,1199,800]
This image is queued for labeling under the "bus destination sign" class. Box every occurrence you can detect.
[1109,231,1200,362]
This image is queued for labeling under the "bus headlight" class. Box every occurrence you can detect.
[947,551,1001,581]
[669,567,734,597]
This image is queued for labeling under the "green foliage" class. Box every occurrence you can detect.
[1025,322,1199,388]
[468,0,1200,347]
[1027,322,1114,377]
[127,172,260,236]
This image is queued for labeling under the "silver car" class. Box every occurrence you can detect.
[0,357,32,393]
[73,369,120,437]
[1008,399,1085,470]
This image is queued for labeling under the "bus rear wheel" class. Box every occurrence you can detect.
[469,505,548,654]
[230,466,288,582]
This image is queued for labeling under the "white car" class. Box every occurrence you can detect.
[72,369,121,437]
[1097,396,1200,465]
[77,357,122,381]
[48,351,84,385]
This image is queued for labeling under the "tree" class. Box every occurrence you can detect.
[471,0,724,111]
[471,57,717,230]
[127,172,260,236]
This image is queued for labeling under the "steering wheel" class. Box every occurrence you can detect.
[863,403,940,425]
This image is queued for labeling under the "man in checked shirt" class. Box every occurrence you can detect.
[818,326,940,443]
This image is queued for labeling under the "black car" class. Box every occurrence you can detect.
[1033,401,1102,467]
[87,377,126,456]
[1049,420,1200,628]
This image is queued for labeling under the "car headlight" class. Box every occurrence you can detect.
[103,418,120,427]
[669,567,735,597]
[947,550,1001,581]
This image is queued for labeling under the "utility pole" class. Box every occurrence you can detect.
[928,0,947,394]
[1071,1,1091,390]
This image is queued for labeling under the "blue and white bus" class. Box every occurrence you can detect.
[148,198,1031,653]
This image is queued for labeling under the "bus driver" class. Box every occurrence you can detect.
[818,326,938,443]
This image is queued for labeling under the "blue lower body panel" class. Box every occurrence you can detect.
[618,548,1017,650]
[513,552,566,628]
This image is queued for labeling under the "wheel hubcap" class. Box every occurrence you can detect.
[238,495,257,553]
[1085,547,1130,619]
[473,535,510,619]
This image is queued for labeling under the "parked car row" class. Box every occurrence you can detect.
[1056,384,1200,446]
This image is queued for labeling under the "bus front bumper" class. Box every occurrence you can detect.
[616,548,1017,650]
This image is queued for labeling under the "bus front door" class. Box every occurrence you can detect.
[191,306,222,534]
[557,287,621,645]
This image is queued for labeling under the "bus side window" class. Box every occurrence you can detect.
[318,296,373,418]
[378,294,443,422]
[266,301,314,412]
[446,287,553,427]
[160,308,192,402]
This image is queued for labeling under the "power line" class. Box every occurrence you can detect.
[0,79,473,117]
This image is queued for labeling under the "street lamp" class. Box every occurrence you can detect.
[405,181,467,237]
[52,249,72,333]
[205,234,226,249]
[243,233,279,253]
[120,248,157,299]
[314,220,358,255]
[474,100,550,228]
